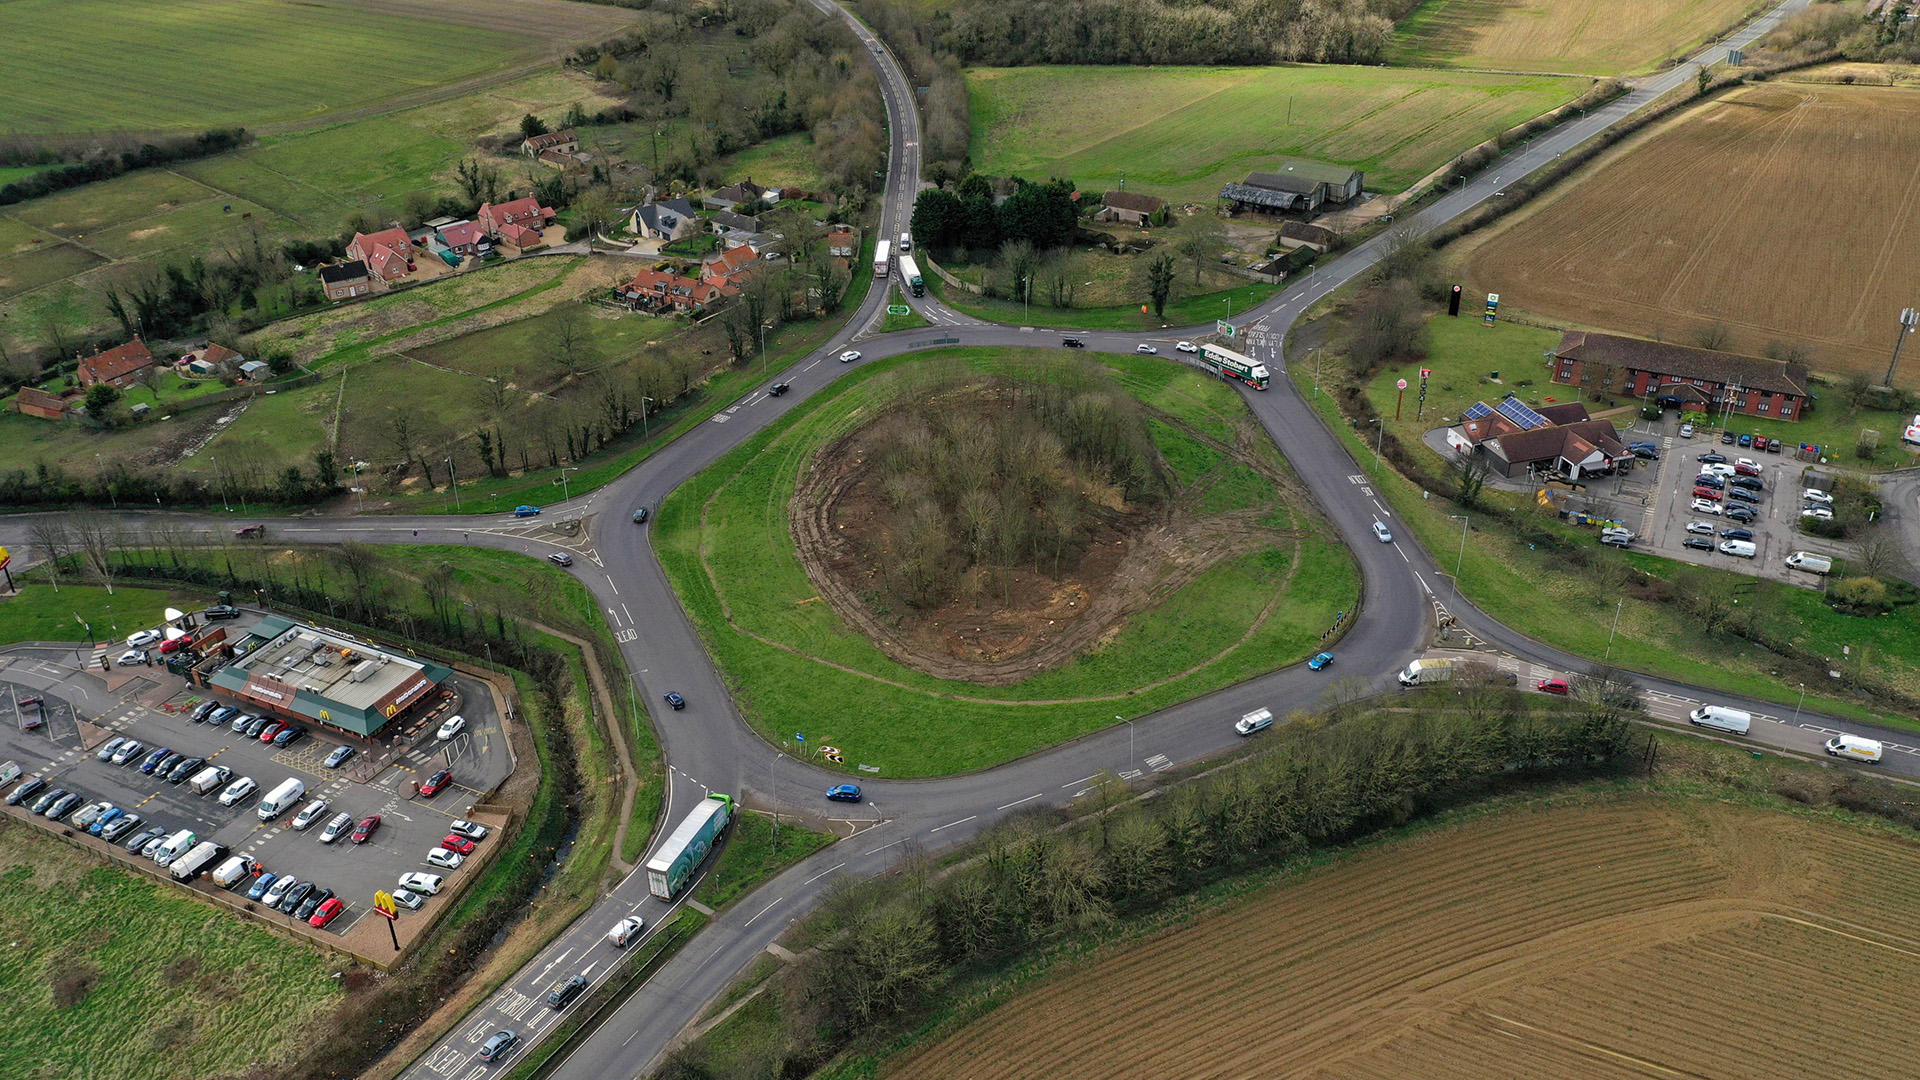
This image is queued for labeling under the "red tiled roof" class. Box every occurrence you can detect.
[522,130,576,152]
[200,342,242,365]
[499,223,544,248]
[705,244,758,281]
[78,339,153,385]
[439,221,488,248]
[481,198,555,233]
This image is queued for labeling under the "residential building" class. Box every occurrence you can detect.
[711,209,761,245]
[702,244,759,290]
[320,260,372,301]
[1095,190,1166,227]
[77,339,155,389]
[703,177,769,212]
[195,342,245,370]
[618,268,727,312]
[1551,331,1811,421]
[632,198,698,242]
[827,229,857,258]
[437,220,490,257]
[14,387,67,419]
[520,130,578,158]
[478,197,557,248]
[347,227,415,282]
[538,148,573,169]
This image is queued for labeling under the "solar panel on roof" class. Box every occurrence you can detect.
[1460,401,1495,421]
[1495,395,1550,430]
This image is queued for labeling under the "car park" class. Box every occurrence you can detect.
[1135,343,1157,354]
[1683,537,1714,551]
[248,873,280,901]
[392,888,424,910]
[419,769,452,797]
[43,792,81,819]
[5,777,44,806]
[448,820,489,841]
[663,692,685,710]
[290,799,329,831]
[1176,341,1198,353]
[30,787,67,814]
[478,1030,519,1063]
[399,872,444,895]
[262,876,297,907]
[96,736,126,761]
[166,756,205,784]
[319,813,355,844]
[309,897,345,928]
[218,776,257,806]
[1371,520,1393,543]
[1537,678,1571,695]
[352,815,382,844]
[116,649,148,666]
[203,604,243,620]
[514,505,542,517]
[607,916,645,947]
[426,848,465,870]
[440,834,476,855]
[324,744,357,769]
[436,715,466,740]
[295,887,333,921]
[1308,651,1334,670]
[547,975,588,1009]
[547,552,574,567]
[279,881,314,914]
[825,784,862,802]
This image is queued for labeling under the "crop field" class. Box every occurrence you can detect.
[966,65,1587,204]
[1466,85,1920,380]
[0,0,635,134]
[1390,0,1755,74]
[655,347,1359,776]
[896,795,1920,1079]
[0,818,343,1080]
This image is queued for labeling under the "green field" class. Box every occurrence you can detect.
[0,819,343,1079]
[966,65,1589,204]
[1390,0,1758,75]
[655,347,1359,777]
[0,0,634,134]
[0,584,208,647]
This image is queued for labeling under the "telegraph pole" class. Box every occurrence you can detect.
[1887,308,1918,388]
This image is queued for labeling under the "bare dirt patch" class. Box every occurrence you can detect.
[896,795,1920,1079]
[790,387,1297,684]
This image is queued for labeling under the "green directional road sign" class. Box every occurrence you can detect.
[1217,320,1236,338]
[887,305,910,315]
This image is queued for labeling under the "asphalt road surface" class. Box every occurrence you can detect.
[17,0,1906,1074]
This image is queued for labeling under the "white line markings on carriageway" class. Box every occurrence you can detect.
[744,897,784,927]
[929,815,976,833]
[802,862,846,886]
[995,793,1042,811]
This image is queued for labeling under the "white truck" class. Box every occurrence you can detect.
[873,239,891,278]
[1397,658,1455,687]
[1784,551,1832,575]
[257,777,306,821]
[170,840,228,882]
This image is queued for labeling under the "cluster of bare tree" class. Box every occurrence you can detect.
[2,449,338,511]
[850,362,1165,607]
[851,0,972,179]
[657,698,1644,1078]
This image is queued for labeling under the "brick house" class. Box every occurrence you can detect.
[520,130,578,158]
[701,244,759,290]
[347,228,415,282]
[618,268,727,312]
[1551,331,1812,421]
[703,177,768,212]
[14,386,68,419]
[437,220,490,257]
[827,229,857,258]
[320,260,372,301]
[478,197,556,247]
[77,339,155,389]
[1095,190,1166,227]
[1444,396,1628,479]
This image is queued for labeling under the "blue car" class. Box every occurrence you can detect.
[139,748,173,774]
[1307,651,1334,671]
[514,505,542,517]
[826,784,862,803]
[88,807,124,835]
[247,872,279,901]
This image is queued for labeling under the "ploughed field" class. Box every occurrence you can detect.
[894,795,1920,1079]
[1467,86,1920,379]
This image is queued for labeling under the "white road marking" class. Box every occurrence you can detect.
[743,897,783,927]
[929,815,976,833]
[606,575,619,595]
[1062,773,1102,789]
[995,793,1042,811]
[802,861,846,886]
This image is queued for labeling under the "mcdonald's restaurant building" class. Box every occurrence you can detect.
[207,615,452,738]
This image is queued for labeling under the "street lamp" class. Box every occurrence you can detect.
[559,467,579,503]
[445,456,461,510]
[1605,597,1623,662]
[640,396,655,441]
[211,455,231,512]
[1116,714,1134,773]
[1792,682,1806,726]
[1447,515,1468,601]
[760,321,773,376]
[1368,419,1384,473]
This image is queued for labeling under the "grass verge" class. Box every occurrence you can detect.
[694,811,837,912]
[929,272,1280,332]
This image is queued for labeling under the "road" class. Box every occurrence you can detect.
[10,0,1894,1074]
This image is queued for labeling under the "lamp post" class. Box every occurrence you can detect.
[445,456,460,510]
[1116,714,1134,773]
[560,467,579,503]
[760,322,772,377]
[640,396,654,441]
[95,453,116,508]
[1791,682,1806,726]
[211,455,231,512]
[1605,597,1623,662]
[1369,419,1384,474]
[1447,515,1468,601]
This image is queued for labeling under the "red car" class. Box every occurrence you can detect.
[258,721,286,743]
[419,769,452,797]
[351,815,381,844]
[308,897,344,928]
[158,635,195,655]
[440,834,476,855]
[1691,486,1722,500]
[1536,678,1571,695]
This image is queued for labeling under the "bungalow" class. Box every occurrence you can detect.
[437,220,490,258]
[520,130,578,158]
[77,339,155,389]
[711,209,761,246]
[632,198,698,242]
[703,177,769,212]
[1551,331,1812,421]
[702,244,760,290]
[347,227,415,282]
[320,260,372,301]
[618,267,726,312]
[14,386,67,420]
[1446,396,1626,479]
[1094,190,1166,227]
[827,229,857,258]
[478,197,556,246]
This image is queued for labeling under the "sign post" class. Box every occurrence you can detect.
[373,890,400,951]
[1395,378,1407,420]
[1483,292,1500,326]
[1216,320,1236,339]
[1417,367,1431,422]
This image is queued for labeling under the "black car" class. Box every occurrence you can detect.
[1728,488,1761,504]
[1720,430,1736,444]
[152,752,186,778]
[1731,476,1764,490]
[123,825,167,853]
[43,792,81,819]
[190,701,220,722]
[280,881,315,914]
[273,725,306,748]
[1721,528,1754,542]
[1682,537,1714,551]
[167,757,206,784]
[29,787,68,814]
[203,605,243,620]
[1061,337,1085,348]
[547,975,588,1009]
[244,715,275,737]
[1726,509,1756,524]
[632,507,650,524]
[663,692,686,710]
[1698,452,1728,465]
[767,382,790,397]
[547,552,574,567]
[1693,474,1724,489]
[6,777,46,806]
[1630,445,1659,459]
[294,887,333,921]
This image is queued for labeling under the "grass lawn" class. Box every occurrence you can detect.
[655,346,1358,777]
[966,65,1588,204]
[0,584,204,646]
[694,812,836,911]
[1293,359,1920,728]
[1390,0,1759,75]
[0,0,621,134]
[930,272,1280,332]
[0,242,107,299]
[0,819,343,1079]
[717,132,829,191]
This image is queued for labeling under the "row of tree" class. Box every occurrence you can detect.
[0,451,340,510]
[659,692,1645,1077]
[910,175,1081,255]
[0,128,250,205]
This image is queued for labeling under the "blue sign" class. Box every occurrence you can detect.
[794,733,805,742]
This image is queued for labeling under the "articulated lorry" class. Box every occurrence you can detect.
[1199,343,1269,390]
[647,793,735,900]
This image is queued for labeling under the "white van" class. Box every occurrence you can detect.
[1718,539,1756,559]
[1688,705,1751,735]
[257,777,307,820]
[1826,734,1884,763]
[170,840,226,881]
[188,765,230,796]
[1398,658,1454,687]
[153,829,198,867]
[210,856,251,889]
[1234,708,1274,736]
[897,231,911,252]
[1784,551,1832,575]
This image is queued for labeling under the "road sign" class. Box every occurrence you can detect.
[887,305,910,315]
[821,746,843,763]
[1396,379,1408,390]
[373,891,398,920]
[1217,320,1236,338]
[1420,368,1431,380]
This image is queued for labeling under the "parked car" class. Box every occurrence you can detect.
[398,872,444,895]
[1721,528,1754,542]
[1701,463,1735,477]
[111,740,145,765]
[1727,488,1760,504]
[1731,476,1764,490]
[100,813,142,842]
[1738,433,1752,447]
[191,701,221,722]
[4,777,45,806]
[295,887,333,921]
[43,792,81,819]
[607,916,645,947]
[514,505,542,517]
[1135,343,1157,354]
[138,748,172,774]
[1802,507,1835,520]
[1176,341,1198,353]
[1698,452,1727,464]
[127,629,164,648]
[308,897,345,928]
[478,1030,519,1063]
[70,801,109,828]
[233,711,260,733]
[273,725,306,748]
[244,715,274,737]
[324,745,357,769]
[116,649,148,666]
[1736,457,1763,472]
[1683,537,1714,551]
[1537,678,1571,695]
[391,888,424,910]
[426,848,465,870]
[1691,487,1722,501]
[88,807,124,834]
[1308,651,1334,671]
[547,552,574,567]
[120,824,163,853]
[319,813,355,844]
[278,881,314,914]
[825,784,862,802]
[838,350,862,363]
[1726,506,1757,524]
[158,634,195,656]
[1766,438,1783,453]
[1684,521,1715,535]
[96,736,126,761]
[1690,500,1723,515]
[262,876,298,908]
[1630,445,1659,459]
[352,815,382,844]
[290,799,329,831]
[1679,423,1695,438]
[663,692,686,710]
[448,820,489,841]
[1803,489,1833,505]
[1693,474,1724,488]
[248,872,280,901]
[547,975,588,1009]
[219,776,258,806]
[166,756,206,784]
[440,834,477,855]
[139,833,173,859]
[203,604,243,620]
[257,721,286,743]
[1720,430,1736,444]
[419,770,452,797]
[1371,520,1393,543]
[436,715,466,741]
